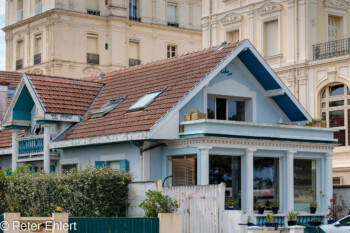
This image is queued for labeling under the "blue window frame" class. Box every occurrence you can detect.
[127,89,165,112]
[129,0,139,19]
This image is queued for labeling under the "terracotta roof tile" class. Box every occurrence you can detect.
[27,75,103,116]
[62,41,241,140]
[0,71,21,88]
[0,129,24,149]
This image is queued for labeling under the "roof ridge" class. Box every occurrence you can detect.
[27,73,103,85]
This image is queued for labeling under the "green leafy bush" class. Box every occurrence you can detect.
[138,190,178,217]
[0,165,132,217]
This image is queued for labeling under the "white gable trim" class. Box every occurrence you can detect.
[149,40,311,139]
[2,73,46,126]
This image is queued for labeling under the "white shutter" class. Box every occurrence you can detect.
[167,3,177,23]
[129,41,139,59]
[328,16,339,41]
[87,35,98,54]
[87,0,99,10]
[264,20,278,57]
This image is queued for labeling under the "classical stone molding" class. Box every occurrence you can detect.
[164,137,336,152]
[324,0,349,10]
[257,2,281,16]
[220,13,242,26]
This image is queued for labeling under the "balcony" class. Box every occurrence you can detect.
[16,59,23,70]
[129,58,141,67]
[87,53,99,65]
[313,38,350,60]
[18,136,44,155]
[34,53,41,65]
[87,9,100,16]
[179,119,336,144]
[129,16,141,22]
[167,22,179,28]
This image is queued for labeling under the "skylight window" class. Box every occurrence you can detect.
[90,97,125,118]
[128,89,165,112]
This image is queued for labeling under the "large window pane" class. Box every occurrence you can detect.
[329,84,344,96]
[228,100,245,121]
[253,157,279,210]
[210,155,241,209]
[207,98,215,119]
[216,98,226,120]
[329,110,344,127]
[294,159,316,211]
[329,100,344,107]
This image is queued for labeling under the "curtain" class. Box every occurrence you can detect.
[87,0,99,10]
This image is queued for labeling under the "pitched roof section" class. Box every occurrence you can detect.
[0,71,22,88]
[27,75,103,116]
[0,129,24,149]
[63,42,242,140]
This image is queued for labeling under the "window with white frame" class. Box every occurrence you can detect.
[320,83,350,146]
[167,45,177,58]
[226,30,239,43]
[263,20,278,57]
[207,96,245,121]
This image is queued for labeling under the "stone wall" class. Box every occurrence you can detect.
[333,185,350,218]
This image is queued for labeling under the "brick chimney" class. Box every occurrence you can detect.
[0,80,9,121]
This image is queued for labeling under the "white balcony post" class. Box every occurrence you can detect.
[325,153,333,213]
[245,148,256,218]
[286,150,296,213]
[198,146,212,185]
[10,129,21,171]
[42,124,52,173]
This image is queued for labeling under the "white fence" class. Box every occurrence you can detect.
[163,184,225,233]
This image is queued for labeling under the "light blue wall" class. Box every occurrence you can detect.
[59,143,142,180]
[179,90,204,122]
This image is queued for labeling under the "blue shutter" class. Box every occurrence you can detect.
[6,170,11,176]
[50,165,55,173]
[95,161,107,168]
[120,160,129,172]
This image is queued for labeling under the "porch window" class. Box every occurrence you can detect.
[207,96,245,121]
[172,156,197,186]
[209,155,241,209]
[253,157,279,210]
[294,159,316,211]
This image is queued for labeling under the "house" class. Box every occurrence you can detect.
[0,39,336,223]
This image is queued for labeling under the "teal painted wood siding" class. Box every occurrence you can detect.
[18,137,44,154]
[68,217,159,233]
[0,215,3,233]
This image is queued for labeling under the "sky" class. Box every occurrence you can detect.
[0,0,5,70]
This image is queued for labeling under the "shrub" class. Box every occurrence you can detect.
[138,190,178,217]
[0,165,132,217]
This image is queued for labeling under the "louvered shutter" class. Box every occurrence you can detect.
[172,157,196,186]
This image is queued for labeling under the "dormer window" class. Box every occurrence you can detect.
[207,96,245,121]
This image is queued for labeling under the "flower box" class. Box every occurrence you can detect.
[191,112,206,120]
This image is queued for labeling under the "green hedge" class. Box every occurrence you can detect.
[0,166,132,217]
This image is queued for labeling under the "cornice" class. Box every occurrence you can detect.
[257,2,281,16]
[324,0,349,10]
[220,13,242,26]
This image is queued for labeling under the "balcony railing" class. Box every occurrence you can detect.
[87,53,99,65]
[16,59,23,70]
[167,22,179,28]
[129,58,141,67]
[87,9,100,16]
[313,38,350,60]
[34,53,41,65]
[18,136,44,155]
[129,16,141,22]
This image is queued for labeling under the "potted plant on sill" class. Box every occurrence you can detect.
[191,109,206,121]
[271,200,279,214]
[305,118,327,128]
[309,201,318,214]
[308,218,321,226]
[225,199,238,210]
[257,204,265,214]
[287,211,299,226]
[265,213,278,229]
[184,109,194,121]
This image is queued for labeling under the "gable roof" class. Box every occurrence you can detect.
[27,75,103,116]
[62,42,243,140]
[0,129,24,149]
[0,71,22,88]
[61,39,311,142]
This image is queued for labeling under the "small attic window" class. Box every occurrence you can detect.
[90,97,125,118]
[127,89,165,112]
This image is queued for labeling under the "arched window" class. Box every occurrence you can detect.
[321,83,350,146]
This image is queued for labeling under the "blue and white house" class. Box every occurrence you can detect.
[0,40,336,224]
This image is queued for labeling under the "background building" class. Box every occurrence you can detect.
[3,0,202,79]
[202,0,350,185]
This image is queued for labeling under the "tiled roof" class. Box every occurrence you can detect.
[28,75,103,116]
[0,129,24,149]
[63,41,241,140]
[0,71,22,88]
